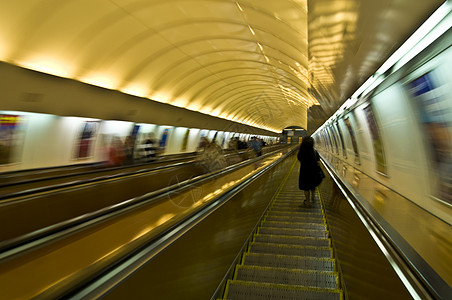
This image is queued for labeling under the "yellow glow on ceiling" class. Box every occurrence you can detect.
[200,107,213,115]
[186,102,202,111]
[0,38,11,62]
[211,109,222,117]
[170,98,189,108]
[0,0,443,135]
[79,73,118,90]
[121,85,150,98]
[18,56,72,78]
[149,92,171,104]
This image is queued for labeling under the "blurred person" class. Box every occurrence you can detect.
[297,136,324,205]
[249,136,262,157]
[99,134,111,167]
[0,127,13,165]
[228,137,238,150]
[238,138,247,150]
[109,136,125,166]
[197,136,210,151]
[427,122,452,203]
[124,136,135,165]
[197,137,227,173]
[141,133,158,162]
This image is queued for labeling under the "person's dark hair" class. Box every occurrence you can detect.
[298,136,316,160]
[301,136,314,149]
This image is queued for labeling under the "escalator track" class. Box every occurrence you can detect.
[221,163,344,299]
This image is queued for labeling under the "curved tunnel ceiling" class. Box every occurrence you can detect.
[0,0,445,133]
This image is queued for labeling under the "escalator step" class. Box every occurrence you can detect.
[225,280,342,300]
[271,204,322,211]
[270,206,323,213]
[258,227,328,239]
[273,198,305,203]
[235,265,339,289]
[277,191,302,195]
[242,253,336,272]
[268,210,323,218]
[265,215,324,224]
[249,242,332,258]
[254,234,330,248]
[261,221,326,231]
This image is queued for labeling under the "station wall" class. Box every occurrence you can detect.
[0,110,276,172]
[313,29,452,224]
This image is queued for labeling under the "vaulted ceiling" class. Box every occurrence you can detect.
[0,0,445,133]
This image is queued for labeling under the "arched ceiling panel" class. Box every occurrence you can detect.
[180,73,304,106]
[0,0,445,133]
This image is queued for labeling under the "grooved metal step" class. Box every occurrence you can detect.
[265,215,325,223]
[258,227,329,239]
[225,280,342,300]
[242,253,336,272]
[270,206,323,213]
[267,210,323,218]
[249,242,333,258]
[221,161,343,299]
[267,211,324,218]
[254,234,330,248]
[235,265,339,289]
[261,220,327,231]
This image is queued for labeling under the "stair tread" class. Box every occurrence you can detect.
[221,166,343,300]
[254,234,330,247]
[242,253,336,272]
[258,227,329,238]
[249,242,333,258]
[235,265,339,289]
[226,280,342,300]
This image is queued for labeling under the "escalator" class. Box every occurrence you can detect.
[221,163,343,299]
[0,145,285,250]
[1,146,438,299]
[0,146,296,300]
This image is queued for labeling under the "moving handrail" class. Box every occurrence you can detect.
[320,156,448,300]
[0,146,295,300]
[0,154,198,193]
[53,146,298,299]
[0,145,283,198]
[0,146,290,257]
[0,151,197,185]
[0,159,198,201]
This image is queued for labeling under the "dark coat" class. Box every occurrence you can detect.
[297,147,321,191]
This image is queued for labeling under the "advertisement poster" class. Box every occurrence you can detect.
[407,72,452,204]
[159,128,170,149]
[329,126,339,154]
[344,117,360,164]
[75,121,99,159]
[0,114,24,165]
[181,129,190,152]
[130,124,140,140]
[335,123,347,158]
[363,105,387,174]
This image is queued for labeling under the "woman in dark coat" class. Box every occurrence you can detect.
[297,136,323,205]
